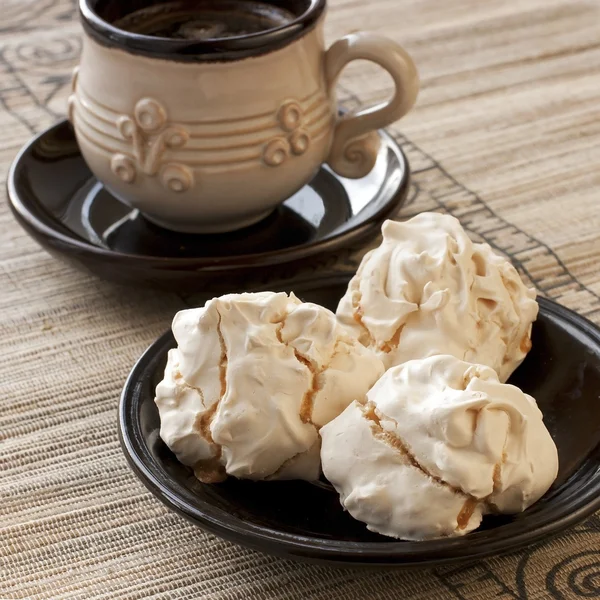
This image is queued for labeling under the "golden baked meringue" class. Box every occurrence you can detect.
[155,292,384,483]
[336,213,539,382]
[320,355,558,541]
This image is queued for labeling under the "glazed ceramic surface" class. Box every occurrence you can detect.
[69,0,418,232]
[119,276,600,567]
[7,120,409,291]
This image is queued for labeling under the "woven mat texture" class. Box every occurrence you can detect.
[2,0,600,598]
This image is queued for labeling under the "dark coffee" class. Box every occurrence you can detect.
[114,0,296,40]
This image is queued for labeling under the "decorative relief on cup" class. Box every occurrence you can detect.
[263,137,291,167]
[159,163,194,193]
[71,66,79,92]
[110,154,136,184]
[329,130,380,179]
[133,98,166,133]
[263,99,311,167]
[289,129,310,156]
[278,101,303,132]
[111,98,193,192]
[67,66,79,123]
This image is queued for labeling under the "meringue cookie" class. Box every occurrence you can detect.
[320,355,558,540]
[336,213,539,382]
[155,292,384,483]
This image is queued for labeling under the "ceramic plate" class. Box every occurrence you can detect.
[7,120,409,291]
[119,276,600,567]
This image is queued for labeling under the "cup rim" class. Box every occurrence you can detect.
[79,0,327,62]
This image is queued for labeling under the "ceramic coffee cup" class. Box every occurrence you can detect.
[70,0,419,233]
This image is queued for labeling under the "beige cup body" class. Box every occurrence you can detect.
[70,24,335,233]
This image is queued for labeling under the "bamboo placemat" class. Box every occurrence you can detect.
[2,0,600,598]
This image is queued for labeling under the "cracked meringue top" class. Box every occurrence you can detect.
[320,354,558,541]
[336,212,539,382]
[155,291,384,483]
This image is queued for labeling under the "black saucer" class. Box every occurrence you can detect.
[7,120,409,291]
[119,276,600,568]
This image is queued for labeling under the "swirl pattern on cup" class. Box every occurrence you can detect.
[263,98,314,166]
[328,130,380,179]
[69,87,332,176]
[110,153,137,183]
[263,137,291,167]
[290,129,310,155]
[116,115,137,140]
[159,163,194,193]
[134,98,167,133]
[278,101,303,132]
[104,98,192,190]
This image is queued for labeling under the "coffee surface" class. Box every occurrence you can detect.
[114,1,296,40]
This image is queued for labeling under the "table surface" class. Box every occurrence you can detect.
[2,1,600,598]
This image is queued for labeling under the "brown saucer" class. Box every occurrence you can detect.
[7,120,409,291]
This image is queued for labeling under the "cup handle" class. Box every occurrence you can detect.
[325,32,419,178]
